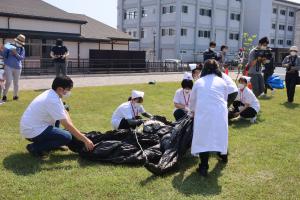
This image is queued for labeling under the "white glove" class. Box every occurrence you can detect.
[185,106,190,112]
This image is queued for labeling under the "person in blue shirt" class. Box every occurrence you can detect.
[0,34,26,102]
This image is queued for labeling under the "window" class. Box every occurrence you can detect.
[170,5,176,13]
[272,23,276,29]
[289,11,294,17]
[271,39,275,44]
[162,5,176,14]
[280,10,286,15]
[288,26,293,31]
[273,8,277,14]
[181,28,187,36]
[200,8,212,17]
[140,29,144,38]
[231,13,241,21]
[278,39,284,45]
[141,8,147,18]
[287,40,292,46]
[125,11,138,19]
[169,29,176,36]
[198,30,211,38]
[279,25,285,30]
[182,5,188,13]
[162,7,167,14]
[230,33,239,40]
[161,29,166,36]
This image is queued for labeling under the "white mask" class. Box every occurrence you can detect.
[210,48,215,51]
[260,46,267,50]
[135,103,141,107]
[183,89,190,94]
[238,84,245,89]
[62,91,71,98]
[290,52,297,56]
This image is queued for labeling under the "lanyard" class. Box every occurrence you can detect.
[240,89,244,102]
[130,103,138,117]
[182,90,190,106]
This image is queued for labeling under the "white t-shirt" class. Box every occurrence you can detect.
[173,88,191,109]
[111,101,145,130]
[222,73,238,95]
[236,87,260,112]
[20,89,67,139]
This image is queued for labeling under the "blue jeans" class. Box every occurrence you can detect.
[28,126,72,153]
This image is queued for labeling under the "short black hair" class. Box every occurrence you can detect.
[209,41,216,47]
[221,45,228,51]
[56,38,63,46]
[259,37,269,45]
[181,79,193,89]
[52,76,73,90]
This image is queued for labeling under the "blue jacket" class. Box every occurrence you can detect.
[0,44,25,69]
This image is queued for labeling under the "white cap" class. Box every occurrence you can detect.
[290,46,299,52]
[189,64,197,71]
[183,72,193,80]
[241,76,251,83]
[131,90,144,99]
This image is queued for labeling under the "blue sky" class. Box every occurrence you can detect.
[44,0,300,29]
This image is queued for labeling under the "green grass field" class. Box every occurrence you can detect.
[0,82,300,200]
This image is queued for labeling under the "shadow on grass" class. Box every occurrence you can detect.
[172,161,226,196]
[230,115,264,129]
[2,152,79,176]
[281,102,300,109]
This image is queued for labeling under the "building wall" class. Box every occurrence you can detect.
[118,0,244,62]
[295,11,300,49]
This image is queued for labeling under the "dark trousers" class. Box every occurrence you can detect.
[285,71,299,103]
[228,92,238,108]
[55,62,67,77]
[232,101,257,118]
[263,72,274,94]
[249,73,265,97]
[199,152,209,168]
[173,109,187,121]
[118,118,131,129]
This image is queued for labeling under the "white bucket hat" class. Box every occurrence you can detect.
[131,90,144,99]
[289,46,299,52]
[183,72,193,80]
[189,64,197,71]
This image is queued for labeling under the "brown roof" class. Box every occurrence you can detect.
[73,14,135,41]
[0,0,87,24]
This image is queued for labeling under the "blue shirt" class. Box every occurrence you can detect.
[0,44,25,69]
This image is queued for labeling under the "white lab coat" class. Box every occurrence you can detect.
[189,74,229,155]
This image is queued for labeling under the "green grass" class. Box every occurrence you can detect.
[1,82,300,200]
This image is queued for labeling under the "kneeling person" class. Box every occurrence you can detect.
[112,90,152,130]
[230,76,260,123]
[20,76,94,157]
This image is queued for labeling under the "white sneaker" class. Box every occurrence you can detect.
[259,93,267,98]
[250,116,257,124]
[0,100,4,105]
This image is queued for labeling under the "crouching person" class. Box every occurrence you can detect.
[20,76,94,158]
[230,76,260,123]
[112,90,152,130]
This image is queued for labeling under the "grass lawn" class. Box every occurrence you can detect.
[1,82,300,200]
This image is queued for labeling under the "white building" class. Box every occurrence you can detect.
[0,0,134,64]
[118,0,245,62]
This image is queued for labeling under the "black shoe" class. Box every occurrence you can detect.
[197,164,209,177]
[13,96,19,101]
[26,144,49,159]
[217,153,228,164]
[2,96,7,102]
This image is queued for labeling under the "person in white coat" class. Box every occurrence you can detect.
[173,72,193,121]
[229,76,260,123]
[111,90,152,130]
[189,59,229,177]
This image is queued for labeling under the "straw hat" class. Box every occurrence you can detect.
[14,34,26,46]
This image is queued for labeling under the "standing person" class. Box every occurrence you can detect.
[282,46,300,103]
[262,57,275,96]
[111,90,152,130]
[50,39,69,77]
[173,72,193,121]
[0,34,26,102]
[203,41,218,62]
[20,76,94,158]
[230,76,260,123]
[189,59,229,177]
[247,37,271,97]
[218,45,229,72]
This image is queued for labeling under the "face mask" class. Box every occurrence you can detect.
[238,84,245,89]
[260,46,267,50]
[183,89,190,94]
[135,103,141,107]
[210,48,215,51]
[62,91,71,98]
[265,60,271,64]
[290,52,297,56]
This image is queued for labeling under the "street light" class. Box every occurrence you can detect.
[153,30,156,62]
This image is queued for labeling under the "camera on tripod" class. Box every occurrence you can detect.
[254,49,273,60]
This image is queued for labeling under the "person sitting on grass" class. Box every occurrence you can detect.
[111,90,153,130]
[229,76,260,124]
[20,76,94,158]
[173,72,193,121]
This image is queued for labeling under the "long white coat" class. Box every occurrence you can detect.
[189,74,229,155]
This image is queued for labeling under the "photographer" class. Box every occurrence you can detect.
[50,39,69,77]
[282,46,300,103]
[247,37,272,97]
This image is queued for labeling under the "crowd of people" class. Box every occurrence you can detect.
[0,34,298,177]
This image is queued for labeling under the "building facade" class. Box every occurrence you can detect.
[118,0,245,62]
